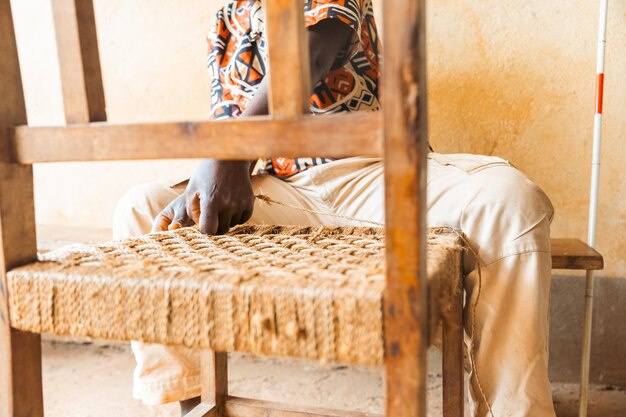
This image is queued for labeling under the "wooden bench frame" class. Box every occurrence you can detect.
[0,1,604,417]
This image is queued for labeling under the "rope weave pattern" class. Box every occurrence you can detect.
[256,195,494,414]
[8,225,462,366]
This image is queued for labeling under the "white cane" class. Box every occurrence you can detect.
[578,1,608,416]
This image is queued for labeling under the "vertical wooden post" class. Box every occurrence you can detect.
[265,0,311,117]
[382,0,428,417]
[442,283,465,417]
[201,351,228,417]
[51,0,106,124]
[0,1,44,417]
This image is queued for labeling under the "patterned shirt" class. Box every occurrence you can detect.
[207,0,381,177]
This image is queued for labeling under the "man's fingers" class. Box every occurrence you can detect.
[169,206,194,230]
[230,206,252,227]
[152,207,174,232]
[186,192,202,224]
[230,213,242,227]
[218,211,233,235]
[199,200,219,235]
[152,213,172,232]
[240,207,253,225]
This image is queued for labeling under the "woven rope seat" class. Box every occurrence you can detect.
[7,225,463,366]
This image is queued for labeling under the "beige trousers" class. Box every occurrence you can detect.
[113,155,556,417]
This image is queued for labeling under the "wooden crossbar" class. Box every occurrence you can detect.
[223,396,380,417]
[190,394,382,417]
[187,403,216,417]
[2,113,382,164]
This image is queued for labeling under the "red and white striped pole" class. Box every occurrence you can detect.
[579,0,608,416]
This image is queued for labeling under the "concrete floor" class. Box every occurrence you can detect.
[42,340,626,417]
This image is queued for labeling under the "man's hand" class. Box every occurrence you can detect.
[153,18,353,235]
[152,160,254,234]
[152,194,191,232]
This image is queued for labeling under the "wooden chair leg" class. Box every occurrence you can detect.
[0,329,44,417]
[442,286,465,417]
[203,351,228,415]
[1,3,45,416]
[186,351,228,417]
[0,165,44,417]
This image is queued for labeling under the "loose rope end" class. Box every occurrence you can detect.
[255,194,274,204]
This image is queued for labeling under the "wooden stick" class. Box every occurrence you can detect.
[223,396,380,417]
[4,112,382,164]
[202,351,228,417]
[382,0,428,417]
[0,2,43,416]
[442,280,464,417]
[51,0,106,123]
[265,0,311,117]
[186,403,216,417]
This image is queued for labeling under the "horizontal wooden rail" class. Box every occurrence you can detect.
[1,113,382,164]
[224,396,381,417]
[187,403,216,417]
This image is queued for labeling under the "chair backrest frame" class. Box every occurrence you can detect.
[0,1,428,417]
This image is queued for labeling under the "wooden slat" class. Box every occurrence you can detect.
[3,112,382,163]
[265,0,311,117]
[551,238,604,270]
[202,351,228,417]
[0,1,44,416]
[382,1,428,417]
[224,396,380,417]
[73,0,106,122]
[187,403,216,417]
[442,281,464,417]
[51,0,106,123]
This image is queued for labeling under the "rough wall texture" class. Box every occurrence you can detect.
[550,275,626,387]
[424,1,626,280]
[9,0,625,384]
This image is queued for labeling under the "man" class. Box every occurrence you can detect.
[114,1,557,416]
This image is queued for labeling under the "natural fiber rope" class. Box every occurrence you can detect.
[445,231,495,417]
[9,223,464,370]
[256,193,495,417]
[7,194,479,407]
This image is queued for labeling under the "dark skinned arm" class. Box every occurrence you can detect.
[153,19,354,235]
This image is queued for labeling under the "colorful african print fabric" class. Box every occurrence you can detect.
[207,0,381,177]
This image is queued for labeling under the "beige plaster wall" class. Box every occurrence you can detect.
[424,1,626,280]
[11,0,625,278]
